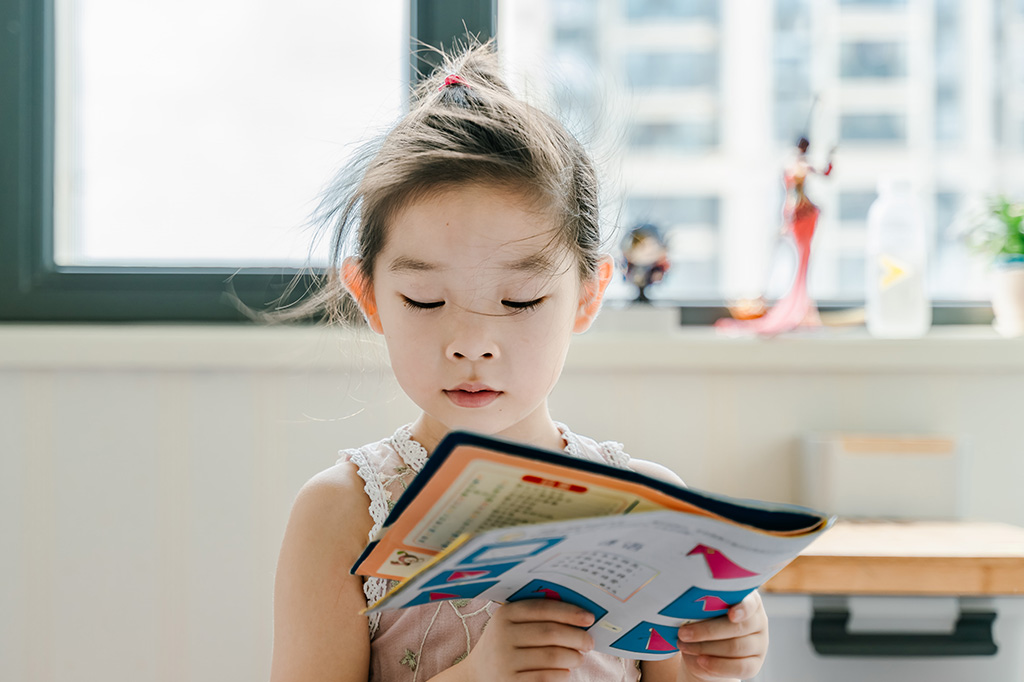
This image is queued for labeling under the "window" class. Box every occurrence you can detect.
[499,0,1024,312]
[624,0,718,21]
[0,0,496,321]
[624,52,718,90]
[839,42,906,79]
[839,114,906,142]
[6,0,1022,323]
[53,1,405,269]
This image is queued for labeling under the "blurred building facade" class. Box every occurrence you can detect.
[501,0,1024,304]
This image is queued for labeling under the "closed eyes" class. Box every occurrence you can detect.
[399,296,546,312]
[501,297,545,312]
[401,296,444,310]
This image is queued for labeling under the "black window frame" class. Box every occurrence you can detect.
[0,0,993,325]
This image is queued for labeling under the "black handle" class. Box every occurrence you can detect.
[810,609,998,657]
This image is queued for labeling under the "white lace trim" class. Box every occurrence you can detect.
[391,423,430,471]
[347,423,632,639]
[556,422,632,470]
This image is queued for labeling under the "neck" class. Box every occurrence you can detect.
[409,408,566,456]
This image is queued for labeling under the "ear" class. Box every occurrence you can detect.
[573,254,615,333]
[341,257,383,334]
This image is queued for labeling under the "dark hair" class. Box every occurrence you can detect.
[796,137,810,152]
[292,39,603,324]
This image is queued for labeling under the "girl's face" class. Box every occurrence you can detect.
[348,183,608,451]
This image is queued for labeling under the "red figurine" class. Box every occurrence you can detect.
[717,137,835,336]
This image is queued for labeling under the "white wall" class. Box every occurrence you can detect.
[1,322,1022,682]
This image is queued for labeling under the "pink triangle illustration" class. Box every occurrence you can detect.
[428,592,459,601]
[646,628,677,652]
[447,570,489,582]
[687,544,759,579]
[533,587,563,601]
[696,595,731,612]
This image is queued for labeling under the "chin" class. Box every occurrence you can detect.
[430,410,518,438]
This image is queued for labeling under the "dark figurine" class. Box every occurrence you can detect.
[620,224,671,304]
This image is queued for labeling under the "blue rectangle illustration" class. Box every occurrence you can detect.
[611,621,680,655]
[658,586,755,620]
[460,537,564,565]
[422,561,521,589]
[507,579,608,628]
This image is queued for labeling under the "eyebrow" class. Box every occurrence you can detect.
[386,251,559,275]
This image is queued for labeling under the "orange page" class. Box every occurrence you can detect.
[355,443,717,581]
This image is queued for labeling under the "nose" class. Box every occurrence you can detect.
[445,312,500,362]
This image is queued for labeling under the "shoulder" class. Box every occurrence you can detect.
[290,462,374,546]
[629,458,686,487]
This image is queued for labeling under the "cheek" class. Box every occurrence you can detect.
[508,303,576,358]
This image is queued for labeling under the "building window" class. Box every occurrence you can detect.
[840,42,906,79]
[840,114,906,142]
[628,122,718,152]
[624,0,719,21]
[624,52,718,90]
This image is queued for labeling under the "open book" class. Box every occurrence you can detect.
[351,431,833,660]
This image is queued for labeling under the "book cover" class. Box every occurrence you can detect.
[351,430,834,660]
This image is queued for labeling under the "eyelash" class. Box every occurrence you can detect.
[501,298,545,312]
[402,297,444,310]
[400,297,546,312]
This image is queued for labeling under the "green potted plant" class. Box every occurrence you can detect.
[959,196,1024,336]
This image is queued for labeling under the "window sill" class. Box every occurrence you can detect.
[0,321,1022,373]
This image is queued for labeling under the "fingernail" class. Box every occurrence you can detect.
[677,627,694,642]
[731,607,745,621]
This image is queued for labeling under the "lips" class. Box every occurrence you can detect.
[444,383,502,408]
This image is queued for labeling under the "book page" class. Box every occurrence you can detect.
[366,509,831,660]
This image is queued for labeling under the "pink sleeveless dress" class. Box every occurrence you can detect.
[339,424,643,682]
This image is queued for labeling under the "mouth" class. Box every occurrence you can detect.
[444,384,502,408]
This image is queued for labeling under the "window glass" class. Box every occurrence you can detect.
[840,114,906,142]
[624,52,718,89]
[840,42,906,79]
[624,0,718,21]
[54,0,406,267]
[500,0,1023,304]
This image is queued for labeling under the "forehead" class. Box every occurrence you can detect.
[380,184,573,276]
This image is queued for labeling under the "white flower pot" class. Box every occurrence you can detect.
[990,263,1024,337]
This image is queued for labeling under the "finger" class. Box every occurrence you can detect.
[727,591,763,624]
[678,612,761,643]
[511,621,595,652]
[519,670,571,682]
[678,630,767,659]
[687,653,764,681]
[500,599,596,628]
[513,645,587,673]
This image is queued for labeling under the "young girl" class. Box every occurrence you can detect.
[271,42,768,682]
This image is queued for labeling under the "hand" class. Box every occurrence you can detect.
[454,600,596,682]
[675,591,768,681]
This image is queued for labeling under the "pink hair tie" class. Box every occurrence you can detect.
[438,74,468,91]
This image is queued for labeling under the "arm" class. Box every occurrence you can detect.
[271,464,596,682]
[630,459,768,682]
[818,145,838,176]
[270,463,375,682]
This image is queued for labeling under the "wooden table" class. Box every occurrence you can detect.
[764,521,1024,596]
